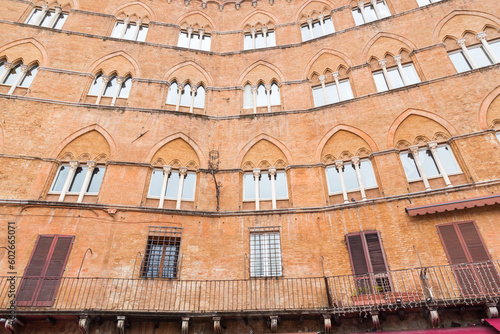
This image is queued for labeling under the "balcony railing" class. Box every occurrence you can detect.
[1,261,499,315]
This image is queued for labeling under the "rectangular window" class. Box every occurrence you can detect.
[243,171,288,201]
[448,40,500,73]
[111,21,148,41]
[50,164,105,195]
[346,231,391,294]
[244,29,276,50]
[148,169,196,201]
[16,235,74,306]
[325,159,378,195]
[301,16,335,42]
[312,78,354,107]
[249,227,282,277]
[141,226,182,278]
[26,7,68,29]
[373,63,420,92]
[352,0,390,26]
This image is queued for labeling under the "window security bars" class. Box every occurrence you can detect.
[141,226,182,278]
[249,226,282,277]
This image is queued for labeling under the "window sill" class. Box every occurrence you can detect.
[407,172,463,183]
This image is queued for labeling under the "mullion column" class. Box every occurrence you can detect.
[0,62,12,83]
[176,167,187,210]
[457,38,478,69]
[378,59,393,90]
[427,142,452,187]
[7,65,28,95]
[269,167,277,209]
[253,169,261,210]
[393,55,409,86]
[58,161,79,202]
[352,157,367,200]
[335,160,349,204]
[477,32,499,64]
[95,75,110,105]
[158,166,171,208]
[409,146,431,191]
[77,161,96,203]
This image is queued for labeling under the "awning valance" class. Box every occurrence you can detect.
[405,194,500,216]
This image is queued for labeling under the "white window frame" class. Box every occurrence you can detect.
[0,62,39,95]
[243,168,288,210]
[352,0,391,26]
[147,166,197,210]
[243,82,280,113]
[312,72,354,107]
[49,161,105,203]
[399,142,461,190]
[88,73,132,105]
[373,58,420,92]
[166,81,206,112]
[243,27,276,50]
[325,157,377,203]
[449,34,500,73]
[416,0,442,6]
[249,227,283,278]
[177,28,211,51]
[26,5,69,29]
[300,15,335,41]
[111,18,149,42]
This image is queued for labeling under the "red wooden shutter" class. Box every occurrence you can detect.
[17,235,74,307]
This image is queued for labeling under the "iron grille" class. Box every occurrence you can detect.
[249,226,282,277]
[141,226,182,278]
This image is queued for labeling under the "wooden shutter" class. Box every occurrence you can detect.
[17,235,74,307]
[346,234,368,275]
[365,232,387,274]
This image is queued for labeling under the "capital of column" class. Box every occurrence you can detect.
[250,27,256,34]
[69,160,80,170]
[370,0,377,5]
[318,13,324,20]
[4,62,13,70]
[54,6,62,13]
[332,71,340,80]
[253,168,261,178]
[101,74,110,83]
[177,83,185,91]
[179,167,188,176]
[41,3,49,10]
[252,0,257,7]
[408,145,420,155]
[198,28,205,36]
[456,38,466,47]
[393,54,402,65]
[261,26,268,34]
[163,165,172,174]
[251,85,258,93]
[306,18,313,25]
[187,27,194,34]
[427,141,438,151]
[318,75,326,84]
[268,167,277,176]
[378,59,387,68]
[86,161,97,170]
[334,160,344,170]
[351,156,360,166]
[357,1,365,8]
[123,17,131,25]
[476,32,487,41]
[264,84,272,91]
[116,76,125,85]
[20,64,29,73]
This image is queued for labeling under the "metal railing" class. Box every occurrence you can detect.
[1,261,499,314]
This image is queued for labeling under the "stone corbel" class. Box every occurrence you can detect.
[202,0,207,8]
[213,317,222,334]
[252,0,258,7]
[323,314,331,334]
[78,316,90,334]
[428,308,439,328]
[268,316,279,333]
[5,319,24,334]
[485,303,499,318]
[371,312,381,332]
[117,316,126,334]
[181,317,190,334]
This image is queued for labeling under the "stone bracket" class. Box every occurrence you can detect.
[428,308,439,328]
[117,316,126,334]
[181,317,190,334]
[5,318,24,334]
[213,317,222,334]
[323,314,331,333]
[268,316,279,333]
[486,303,499,318]
[371,312,381,332]
[78,315,90,334]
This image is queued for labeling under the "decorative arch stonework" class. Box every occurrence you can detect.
[361,32,418,64]
[29,0,77,11]
[163,61,213,87]
[86,51,141,78]
[240,10,278,30]
[293,0,335,22]
[304,49,353,79]
[433,10,500,43]
[176,11,217,31]
[237,60,285,86]
[387,109,459,149]
[479,85,500,130]
[237,134,294,169]
[146,133,205,169]
[315,125,379,163]
[0,38,48,66]
[112,2,156,22]
[50,124,116,160]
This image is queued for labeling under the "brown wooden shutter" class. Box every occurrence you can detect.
[346,234,368,275]
[17,235,73,307]
[365,232,387,274]
[437,224,468,264]
[458,222,490,262]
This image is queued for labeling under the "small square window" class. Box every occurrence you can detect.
[141,226,182,278]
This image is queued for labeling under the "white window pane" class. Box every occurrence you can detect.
[3,64,21,86]
[166,82,178,105]
[259,172,272,200]
[324,17,335,34]
[416,0,431,6]
[419,149,440,177]
[244,34,253,50]
[137,25,148,41]
[256,84,266,107]
[243,173,255,200]
[123,24,135,40]
[181,173,196,200]
[377,1,391,18]
[19,65,38,88]
[352,9,365,25]
[267,31,276,47]
[39,10,53,27]
[402,63,421,85]
[489,39,500,60]
[201,35,211,51]
[300,25,310,41]
[387,67,404,89]
[53,12,68,29]
[178,32,189,47]
[27,8,42,24]
[326,166,342,194]
[373,72,388,92]
[360,160,377,188]
[255,33,265,49]
[496,132,500,142]
[339,79,354,100]
[343,163,359,191]
[165,171,180,199]
[312,86,325,107]
[189,34,200,49]
[243,84,253,108]
[364,5,377,22]
[88,74,103,96]
[469,45,493,67]
[325,82,339,104]
[148,170,164,197]
[449,51,472,73]
[179,83,191,106]
[87,167,105,193]
[436,145,461,174]
[275,171,288,199]
[103,76,116,97]
[111,22,124,38]
[270,83,280,106]
[400,152,420,181]
[194,86,205,108]
[68,166,88,193]
[118,77,132,98]
[51,165,70,192]
[312,21,322,38]
[0,62,4,76]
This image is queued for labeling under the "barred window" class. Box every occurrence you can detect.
[141,226,182,278]
[249,227,282,277]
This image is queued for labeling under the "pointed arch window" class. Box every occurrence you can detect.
[244,28,276,50]
[243,168,288,210]
[0,61,39,95]
[312,72,354,107]
[178,29,211,51]
[111,19,148,42]
[243,81,281,113]
[166,81,206,112]
[352,0,390,25]
[372,56,420,92]
[26,6,68,29]
[148,167,197,209]
[88,73,133,105]
[448,34,500,73]
[300,16,335,41]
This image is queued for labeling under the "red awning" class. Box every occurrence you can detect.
[405,194,500,216]
[486,319,500,331]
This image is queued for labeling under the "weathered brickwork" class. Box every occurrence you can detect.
[0,0,500,332]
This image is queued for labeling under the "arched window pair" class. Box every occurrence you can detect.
[312,71,354,107]
[243,27,276,50]
[88,73,132,105]
[166,81,206,112]
[111,18,149,42]
[448,32,500,73]
[26,5,68,29]
[243,81,280,113]
[372,55,420,92]
[0,60,39,95]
